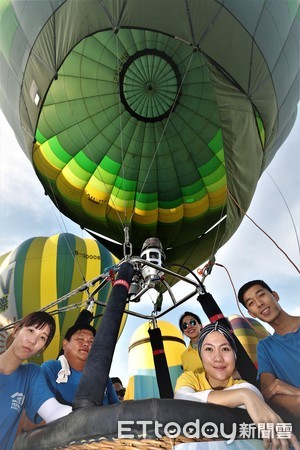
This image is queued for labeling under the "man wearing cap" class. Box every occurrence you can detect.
[41,323,118,406]
[179,311,204,373]
[238,280,300,420]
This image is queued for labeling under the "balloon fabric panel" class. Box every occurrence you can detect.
[0,1,299,268]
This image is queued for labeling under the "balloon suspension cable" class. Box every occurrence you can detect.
[227,189,300,274]
[266,170,300,256]
[0,300,89,332]
[210,261,271,338]
[197,257,216,284]
[0,238,220,332]
[122,226,132,260]
[122,237,209,320]
[208,193,227,258]
[86,295,95,312]
[149,313,158,330]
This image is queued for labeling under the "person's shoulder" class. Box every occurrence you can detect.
[20,362,41,373]
[257,334,273,348]
[178,370,198,381]
[41,359,61,376]
[182,343,196,355]
[17,363,44,383]
[187,342,196,351]
[41,359,60,368]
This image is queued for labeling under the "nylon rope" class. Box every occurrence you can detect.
[266,170,300,256]
[215,262,270,338]
[227,189,300,274]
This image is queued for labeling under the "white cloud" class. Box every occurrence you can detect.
[0,111,87,254]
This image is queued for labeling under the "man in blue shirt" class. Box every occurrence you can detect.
[41,323,118,406]
[238,280,300,422]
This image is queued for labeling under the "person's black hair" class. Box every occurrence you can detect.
[238,280,273,307]
[111,377,123,385]
[15,311,56,349]
[64,323,96,341]
[179,311,202,331]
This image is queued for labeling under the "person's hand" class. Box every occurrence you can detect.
[240,390,299,450]
[263,379,300,401]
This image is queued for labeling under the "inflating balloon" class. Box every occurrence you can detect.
[0,233,121,363]
[1,1,299,269]
[125,320,185,400]
[228,314,270,368]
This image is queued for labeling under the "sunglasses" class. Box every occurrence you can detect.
[116,388,126,398]
[182,319,197,330]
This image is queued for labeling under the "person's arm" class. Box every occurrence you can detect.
[37,398,71,423]
[260,372,300,417]
[210,388,300,449]
[175,382,263,404]
[174,385,211,403]
[175,383,299,450]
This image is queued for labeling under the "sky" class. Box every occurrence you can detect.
[0,108,299,385]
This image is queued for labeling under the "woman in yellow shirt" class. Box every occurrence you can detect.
[175,322,299,450]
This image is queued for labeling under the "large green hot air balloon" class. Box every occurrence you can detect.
[1,0,299,268]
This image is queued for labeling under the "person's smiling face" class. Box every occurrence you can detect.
[243,284,281,323]
[200,331,235,389]
[182,315,202,343]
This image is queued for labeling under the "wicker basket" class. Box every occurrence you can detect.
[60,436,218,449]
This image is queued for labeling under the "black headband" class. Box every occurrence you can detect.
[198,321,237,358]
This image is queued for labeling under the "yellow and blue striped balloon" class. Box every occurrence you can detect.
[0,233,120,363]
[125,320,186,400]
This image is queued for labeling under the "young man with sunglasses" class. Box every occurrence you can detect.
[179,311,203,373]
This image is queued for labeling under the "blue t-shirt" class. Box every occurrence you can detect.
[41,360,119,406]
[0,363,54,450]
[257,326,300,387]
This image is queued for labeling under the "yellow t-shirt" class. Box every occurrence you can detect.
[181,343,204,373]
[175,370,245,392]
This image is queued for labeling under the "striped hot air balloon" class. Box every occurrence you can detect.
[125,320,186,400]
[229,314,270,368]
[0,233,122,363]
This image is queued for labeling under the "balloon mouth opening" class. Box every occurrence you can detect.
[119,49,182,122]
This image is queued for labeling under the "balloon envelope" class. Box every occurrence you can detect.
[1,1,299,267]
[0,233,121,363]
[228,314,270,368]
[125,320,185,400]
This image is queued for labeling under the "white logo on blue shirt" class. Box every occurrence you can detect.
[11,392,25,412]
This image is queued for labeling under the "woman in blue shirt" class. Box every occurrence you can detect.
[0,311,71,450]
